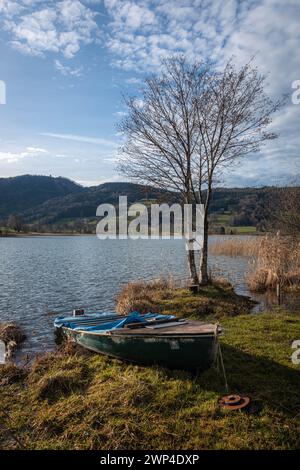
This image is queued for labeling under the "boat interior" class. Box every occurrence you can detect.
[57,312,221,337]
[57,312,174,332]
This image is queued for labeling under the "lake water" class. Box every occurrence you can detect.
[0,235,298,357]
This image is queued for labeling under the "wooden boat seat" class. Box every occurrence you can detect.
[110,321,219,336]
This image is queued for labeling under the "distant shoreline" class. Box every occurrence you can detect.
[0,231,260,238]
[0,232,95,237]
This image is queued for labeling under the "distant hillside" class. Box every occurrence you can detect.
[0,175,84,219]
[19,182,174,225]
[0,174,275,233]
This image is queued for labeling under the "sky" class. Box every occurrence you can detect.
[0,0,299,187]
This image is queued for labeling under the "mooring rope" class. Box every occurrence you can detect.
[214,324,229,393]
[218,340,229,393]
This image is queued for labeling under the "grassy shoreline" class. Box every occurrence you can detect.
[0,284,299,450]
[116,280,256,318]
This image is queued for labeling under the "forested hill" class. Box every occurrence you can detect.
[0,175,84,218]
[0,175,275,233]
[17,181,173,225]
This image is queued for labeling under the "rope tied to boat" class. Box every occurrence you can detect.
[214,323,229,393]
[213,325,253,412]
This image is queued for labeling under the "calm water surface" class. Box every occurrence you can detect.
[0,235,297,357]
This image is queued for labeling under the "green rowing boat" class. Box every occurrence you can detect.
[55,312,221,370]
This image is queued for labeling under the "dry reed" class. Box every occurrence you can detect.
[210,235,300,293]
[246,236,300,292]
[209,237,259,257]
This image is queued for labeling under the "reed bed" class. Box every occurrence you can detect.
[246,236,300,292]
[209,237,259,257]
[209,235,300,293]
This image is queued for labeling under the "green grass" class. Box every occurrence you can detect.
[209,211,257,234]
[0,227,16,233]
[214,213,232,224]
[0,309,299,450]
[228,226,257,234]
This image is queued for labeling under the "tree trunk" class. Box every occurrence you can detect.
[187,248,199,285]
[199,211,209,285]
[185,195,199,285]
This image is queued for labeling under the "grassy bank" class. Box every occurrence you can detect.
[116,279,255,318]
[0,310,299,450]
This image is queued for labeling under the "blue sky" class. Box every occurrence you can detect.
[0,0,299,187]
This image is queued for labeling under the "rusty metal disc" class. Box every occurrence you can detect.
[220,394,250,410]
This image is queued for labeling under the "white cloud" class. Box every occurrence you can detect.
[40,132,119,147]
[104,0,155,31]
[1,0,99,59]
[0,0,23,17]
[0,146,48,163]
[102,0,300,93]
[125,77,142,85]
[26,146,47,153]
[55,153,68,158]
[133,98,144,108]
[54,59,83,77]
[75,174,124,187]
[114,110,127,117]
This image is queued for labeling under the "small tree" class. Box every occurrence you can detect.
[118,56,282,285]
[7,214,23,233]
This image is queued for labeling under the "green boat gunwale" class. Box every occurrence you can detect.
[62,326,221,339]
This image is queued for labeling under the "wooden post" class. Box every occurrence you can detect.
[189,284,199,294]
[276,282,281,305]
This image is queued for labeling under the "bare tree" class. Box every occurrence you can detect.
[7,214,23,233]
[265,183,300,239]
[192,60,282,283]
[118,56,282,285]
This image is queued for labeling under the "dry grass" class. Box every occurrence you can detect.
[209,236,300,293]
[209,237,259,257]
[247,236,300,293]
[0,323,25,345]
[116,279,254,318]
[116,278,175,316]
[0,363,27,386]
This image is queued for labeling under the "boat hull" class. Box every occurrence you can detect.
[64,328,218,370]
